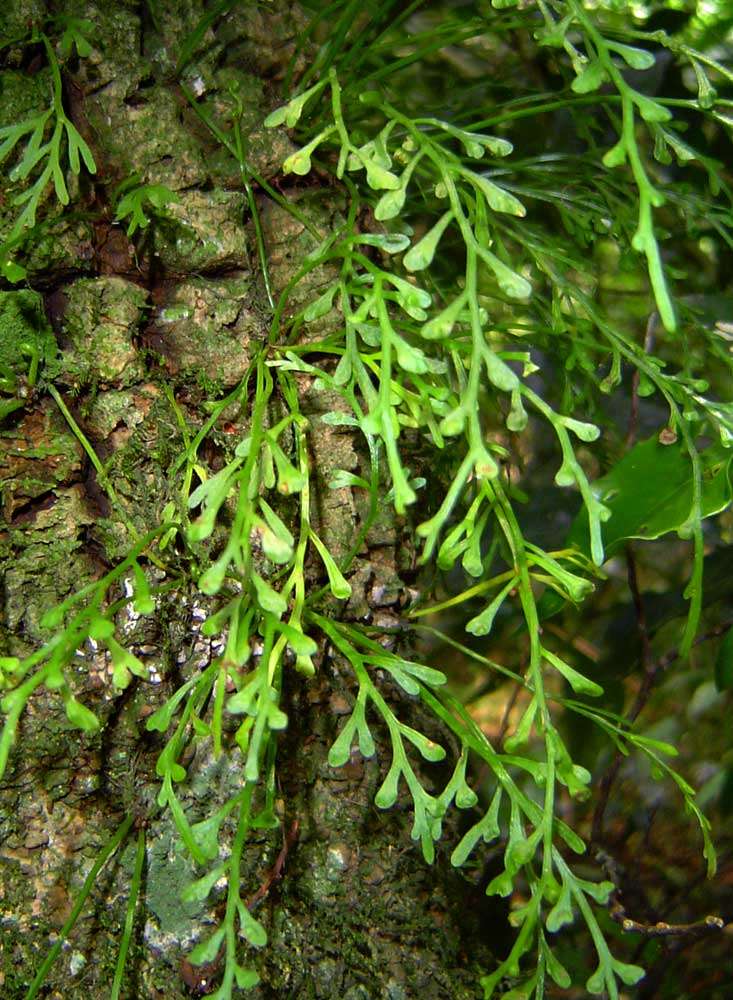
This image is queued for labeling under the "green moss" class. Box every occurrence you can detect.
[60,277,148,388]
[151,189,249,272]
[0,291,57,394]
[155,276,259,388]
[0,68,50,131]
[145,826,204,935]
[86,80,207,191]
[3,534,95,642]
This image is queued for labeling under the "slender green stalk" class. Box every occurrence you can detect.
[110,824,146,1000]
[25,814,134,1000]
[47,384,122,509]
[233,120,274,310]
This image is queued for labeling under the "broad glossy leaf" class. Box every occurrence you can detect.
[1,259,27,283]
[569,437,732,558]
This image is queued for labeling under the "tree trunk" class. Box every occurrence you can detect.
[0,3,505,997]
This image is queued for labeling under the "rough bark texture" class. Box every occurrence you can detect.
[0,3,504,997]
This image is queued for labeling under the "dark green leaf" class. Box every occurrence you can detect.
[569,438,732,558]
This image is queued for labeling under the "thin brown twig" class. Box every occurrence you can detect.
[655,622,731,672]
[246,818,300,910]
[595,847,726,940]
[612,909,725,938]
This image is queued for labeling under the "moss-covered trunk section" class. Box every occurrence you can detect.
[0,2,503,997]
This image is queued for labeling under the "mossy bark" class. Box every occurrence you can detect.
[0,3,504,997]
